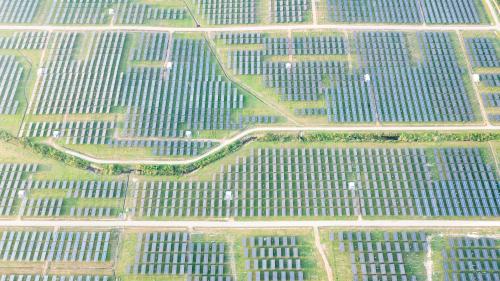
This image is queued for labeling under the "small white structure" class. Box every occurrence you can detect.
[185,130,192,138]
[285,62,292,69]
[52,130,60,138]
[17,190,25,198]
[166,61,173,69]
[225,191,233,200]
[472,74,480,83]
[348,182,356,190]
[37,68,46,76]
[108,9,115,15]
[364,74,371,82]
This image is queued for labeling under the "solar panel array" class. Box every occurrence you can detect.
[129,232,232,280]
[129,32,170,61]
[108,139,217,157]
[330,231,428,281]
[132,146,499,218]
[329,31,473,122]
[348,32,473,123]
[31,180,125,199]
[21,31,274,147]
[32,32,125,115]
[324,72,374,122]
[273,0,310,23]
[326,0,484,24]
[442,237,499,281]
[483,93,500,108]
[228,35,347,57]
[243,236,305,281]
[25,121,115,145]
[220,33,341,57]
[0,0,186,25]
[0,32,48,49]
[263,37,293,56]
[229,37,357,114]
[23,198,63,217]
[433,148,498,216]
[326,0,422,23]
[294,108,328,116]
[480,74,500,87]
[239,115,278,126]
[195,0,257,25]
[0,163,37,216]
[114,3,185,24]
[24,179,125,217]
[465,38,500,68]
[420,0,481,24]
[228,50,262,75]
[46,0,115,24]
[119,38,244,138]
[0,231,111,262]
[292,36,347,55]
[218,33,265,45]
[0,56,22,115]
[0,167,127,218]
[0,0,40,23]
[0,276,112,281]
[489,115,500,122]
[229,47,346,101]
[481,65,500,123]
[0,0,492,25]
[224,31,475,122]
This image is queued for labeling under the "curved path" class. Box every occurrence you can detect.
[51,125,499,165]
[5,19,499,165]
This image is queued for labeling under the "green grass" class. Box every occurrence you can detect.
[431,235,447,281]
[129,139,500,221]
[122,276,185,281]
[205,228,328,281]
[450,31,485,123]
[404,252,427,281]
[30,0,52,25]
[206,33,293,125]
[0,139,120,182]
[29,189,68,198]
[476,0,496,25]
[73,198,124,209]
[16,28,493,160]
[0,48,42,135]
[320,229,353,281]
[323,229,429,281]
[116,232,139,276]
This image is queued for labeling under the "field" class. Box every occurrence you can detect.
[0,227,497,280]
[0,29,497,161]
[1,136,499,221]
[0,1,498,280]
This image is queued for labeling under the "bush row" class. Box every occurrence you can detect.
[1,129,498,177]
[138,136,256,176]
[261,132,500,143]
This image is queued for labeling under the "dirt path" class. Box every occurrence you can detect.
[47,124,499,165]
[313,226,334,281]
[311,0,318,25]
[425,235,433,281]
[18,31,53,138]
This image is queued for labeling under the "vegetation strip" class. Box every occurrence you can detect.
[1,129,499,176]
